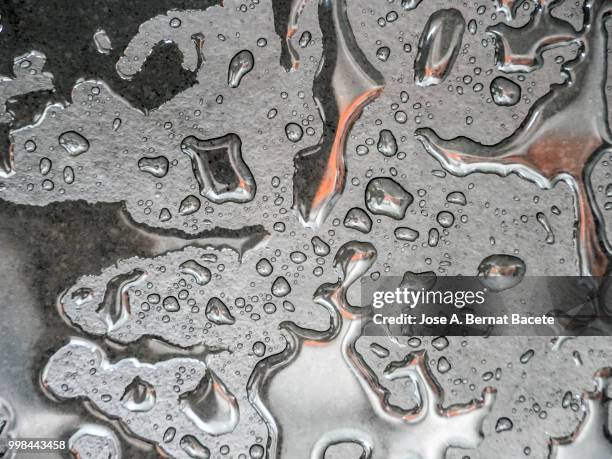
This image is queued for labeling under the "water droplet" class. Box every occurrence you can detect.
[205,298,235,325]
[180,435,210,459]
[285,123,303,142]
[252,341,266,357]
[370,342,390,358]
[179,371,239,436]
[228,50,254,88]
[495,417,514,433]
[376,46,391,62]
[520,349,535,364]
[163,296,180,312]
[437,211,455,228]
[42,179,54,191]
[377,129,398,157]
[138,156,169,178]
[39,157,51,175]
[263,302,277,314]
[256,258,273,277]
[312,236,330,256]
[179,260,211,286]
[478,254,526,291]
[249,444,264,459]
[401,0,423,10]
[415,9,465,86]
[179,195,201,216]
[159,208,172,222]
[536,212,555,244]
[120,376,156,412]
[93,29,112,54]
[490,77,521,106]
[59,131,90,156]
[271,276,291,297]
[24,139,36,152]
[437,357,451,373]
[428,228,439,247]
[289,251,307,264]
[163,427,176,443]
[299,31,312,48]
[446,191,466,206]
[344,207,372,233]
[394,227,419,242]
[181,134,256,204]
[365,178,413,219]
[432,336,449,350]
[468,19,477,35]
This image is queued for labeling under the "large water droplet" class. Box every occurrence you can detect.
[59,131,90,156]
[179,195,201,216]
[495,417,514,433]
[344,207,372,233]
[120,376,156,412]
[365,177,413,219]
[181,134,256,204]
[180,435,210,459]
[490,77,521,106]
[179,260,211,286]
[205,297,235,325]
[256,258,273,277]
[228,50,254,88]
[395,227,419,242]
[311,236,330,256]
[138,156,169,178]
[436,211,455,228]
[414,9,465,87]
[478,254,526,291]
[271,276,291,297]
[93,29,112,54]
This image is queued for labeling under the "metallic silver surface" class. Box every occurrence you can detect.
[0,0,611,458]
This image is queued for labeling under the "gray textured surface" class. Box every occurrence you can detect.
[0,0,611,458]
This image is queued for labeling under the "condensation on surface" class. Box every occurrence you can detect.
[0,0,612,458]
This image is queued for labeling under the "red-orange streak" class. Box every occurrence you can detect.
[310,87,383,214]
